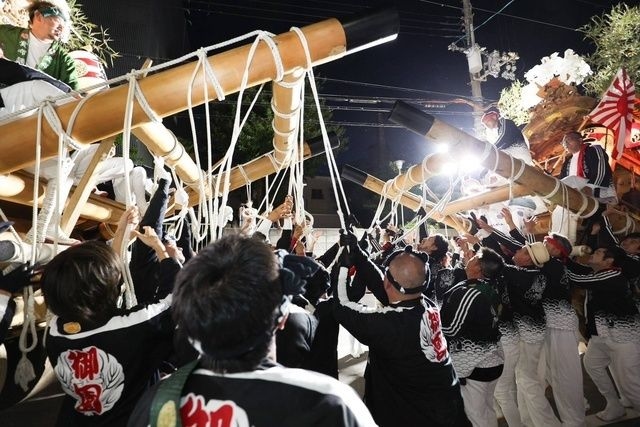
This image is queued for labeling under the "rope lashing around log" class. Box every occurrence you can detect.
[290,26,351,230]
[0,206,35,391]
[375,175,464,255]
[14,99,77,392]
[210,33,289,241]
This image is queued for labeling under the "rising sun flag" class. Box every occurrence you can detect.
[587,68,636,160]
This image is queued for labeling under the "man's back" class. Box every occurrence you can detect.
[129,362,376,427]
[335,295,467,426]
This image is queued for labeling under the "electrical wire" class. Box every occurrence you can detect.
[452,0,517,45]
[418,0,583,32]
[318,77,497,102]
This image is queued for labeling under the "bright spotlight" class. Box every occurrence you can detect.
[435,144,450,153]
[460,155,484,172]
[440,161,458,175]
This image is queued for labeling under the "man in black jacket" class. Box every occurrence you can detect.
[333,240,469,427]
[129,234,376,427]
[560,131,615,203]
[440,247,504,427]
[567,246,640,421]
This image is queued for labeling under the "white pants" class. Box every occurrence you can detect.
[71,144,133,184]
[462,378,499,427]
[545,329,585,427]
[0,80,65,119]
[584,336,640,411]
[71,145,149,213]
[494,339,523,427]
[516,341,562,427]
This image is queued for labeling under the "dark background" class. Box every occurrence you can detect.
[79,0,617,222]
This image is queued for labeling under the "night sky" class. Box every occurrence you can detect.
[178,0,613,170]
[83,0,618,220]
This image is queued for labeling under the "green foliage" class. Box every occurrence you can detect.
[206,82,347,175]
[497,80,531,126]
[67,0,119,66]
[580,3,640,96]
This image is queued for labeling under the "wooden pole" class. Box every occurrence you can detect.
[385,153,451,196]
[388,101,640,234]
[185,134,339,207]
[131,123,204,190]
[272,70,305,167]
[0,171,125,224]
[60,138,116,234]
[0,10,398,175]
[341,164,472,232]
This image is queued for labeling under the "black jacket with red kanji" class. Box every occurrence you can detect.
[45,258,180,427]
[128,360,377,427]
[332,252,469,427]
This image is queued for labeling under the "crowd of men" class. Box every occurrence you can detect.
[2,176,640,426]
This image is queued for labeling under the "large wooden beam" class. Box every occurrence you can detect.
[131,122,203,190]
[0,170,125,224]
[385,153,451,195]
[341,164,472,232]
[0,9,398,175]
[185,134,339,207]
[60,138,116,234]
[388,101,640,234]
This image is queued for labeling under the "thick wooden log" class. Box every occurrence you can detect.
[272,71,305,167]
[0,10,398,175]
[185,133,339,207]
[441,184,532,215]
[131,122,203,189]
[341,164,472,232]
[386,153,451,195]
[388,101,640,234]
[60,138,115,234]
[0,171,125,224]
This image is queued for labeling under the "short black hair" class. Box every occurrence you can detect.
[476,247,504,280]
[41,241,121,328]
[549,232,573,256]
[172,234,282,373]
[600,245,626,268]
[430,233,449,262]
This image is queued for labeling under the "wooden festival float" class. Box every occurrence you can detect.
[343,100,640,238]
[0,9,399,407]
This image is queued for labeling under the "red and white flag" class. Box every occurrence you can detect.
[587,68,636,160]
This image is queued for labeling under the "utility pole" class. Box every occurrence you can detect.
[461,0,484,137]
[449,0,519,137]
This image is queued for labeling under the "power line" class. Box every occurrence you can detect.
[419,0,581,32]
[317,77,497,102]
[189,2,329,20]
[184,7,313,25]
[452,0,517,45]
[417,0,461,12]
[473,0,517,33]
[470,6,579,32]
[402,32,461,38]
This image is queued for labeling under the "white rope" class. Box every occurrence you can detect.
[210,32,286,240]
[542,179,562,200]
[369,181,393,230]
[290,26,351,230]
[388,175,462,248]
